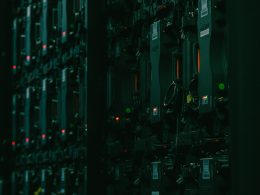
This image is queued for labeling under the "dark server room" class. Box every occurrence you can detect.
[0,0,260,194]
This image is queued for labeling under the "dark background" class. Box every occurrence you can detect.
[1,0,260,194]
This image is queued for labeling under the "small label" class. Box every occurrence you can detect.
[41,170,45,182]
[61,168,66,181]
[115,165,120,180]
[201,0,208,18]
[200,28,209,37]
[43,0,47,10]
[152,162,159,180]
[62,69,67,82]
[202,159,211,179]
[42,79,47,91]
[152,21,159,40]
[12,172,15,182]
[13,19,17,29]
[27,6,31,17]
[115,166,120,178]
[26,88,30,99]
[13,95,16,105]
[25,171,29,182]
[152,192,160,195]
[60,168,66,193]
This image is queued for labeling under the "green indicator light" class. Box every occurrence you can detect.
[125,107,131,113]
[218,83,225,90]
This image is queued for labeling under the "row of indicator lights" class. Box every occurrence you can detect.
[14,36,73,69]
[12,47,47,70]
[12,130,66,145]
[11,139,30,146]
[114,116,131,122]
[13,32,67,69]
[111,116,120,121]
[11,137,30,145]
[113,107,132,122]
[40,129,66,139]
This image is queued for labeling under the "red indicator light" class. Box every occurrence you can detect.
[11,141,16,146]
[61,129,66,134]
[197,49,201,73]
[41,134,46,139]
[115,116,120,121]
[26,55,31,61]
[25,137,30,143]
[42,44,47,49]
[62,31,67,37]
[12,65,17,70]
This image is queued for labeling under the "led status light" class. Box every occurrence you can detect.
[25,137,30,143]
[61,129,66,134]
[42,44,47,50]
[11,141,16,146]
[26,55,31,61]
[12,65,17,70]
[218,83,225,90]
[62,31,67,37]
[41,134,46,139]
[115,116,120,122]
[152,107,159,116]
[125,107,131,114]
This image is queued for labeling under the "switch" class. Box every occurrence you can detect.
[41,0,48,55]
[12,18,18,74]
[25,5,31,66]
[40,79,47,144]
[60,68,68,140]
[24,88,31,147]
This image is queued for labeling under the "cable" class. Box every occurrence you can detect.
[163,80,181,108]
